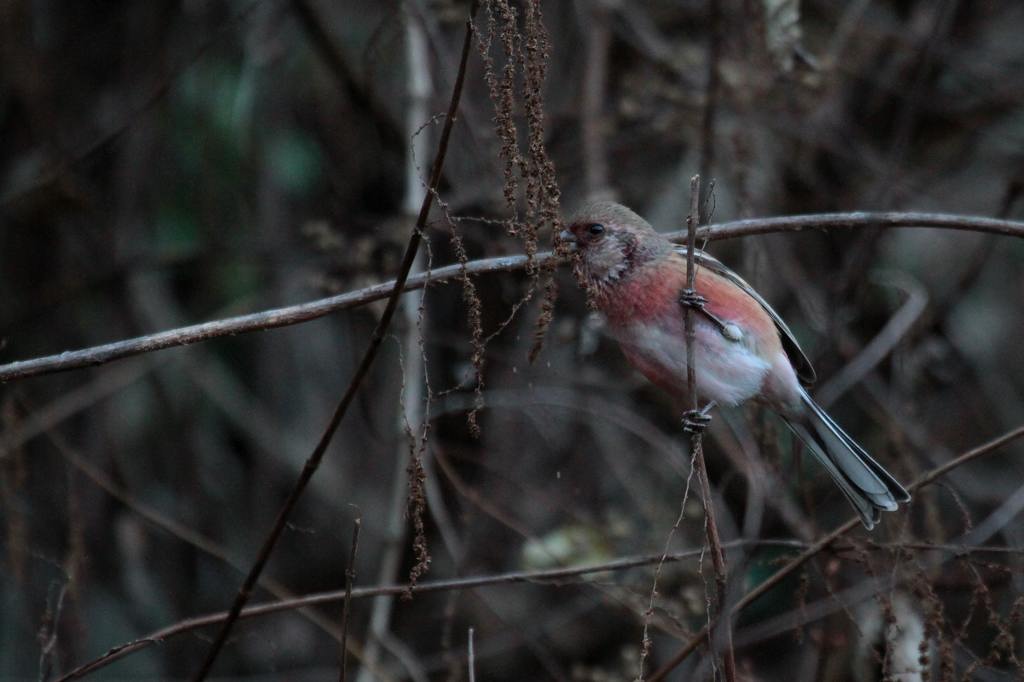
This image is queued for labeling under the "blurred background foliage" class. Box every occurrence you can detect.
[2,0,1024,680]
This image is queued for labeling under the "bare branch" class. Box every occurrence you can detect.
[698,0,721,220]
[683,174,736,681]
[3,212,1022,384]
[815,270,929,407]
[339,514,362,682]
[580,1,612,198]
[53,540,788,681]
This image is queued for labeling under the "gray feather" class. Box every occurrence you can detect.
[781,388,910,528]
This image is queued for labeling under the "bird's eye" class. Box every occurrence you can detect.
[587,223,605,237]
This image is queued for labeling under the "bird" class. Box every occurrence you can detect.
[559,200,909,529]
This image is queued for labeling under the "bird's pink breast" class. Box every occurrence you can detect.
[596,255,789,406]
[600,256,776,340]
[598,261,688,325]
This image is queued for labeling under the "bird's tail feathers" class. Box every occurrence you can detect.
[782,389,910,529]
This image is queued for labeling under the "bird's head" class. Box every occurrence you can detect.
[559,201,673,290]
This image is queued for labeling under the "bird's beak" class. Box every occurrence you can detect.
[557,229,578,252]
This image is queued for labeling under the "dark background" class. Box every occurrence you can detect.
[2,0,1024,679]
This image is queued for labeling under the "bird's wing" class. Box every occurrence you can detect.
[677,246,818,385]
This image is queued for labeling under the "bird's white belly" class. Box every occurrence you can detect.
[617,319,770,406]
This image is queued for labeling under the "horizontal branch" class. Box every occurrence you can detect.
[4,211,1023,383]
[1,254,536,383]
[57,536,1024,681]
[54,542,751,680]
[54,424,1024,679]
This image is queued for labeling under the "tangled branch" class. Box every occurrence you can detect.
[54,423,1024,681]
[648,424,1024,680]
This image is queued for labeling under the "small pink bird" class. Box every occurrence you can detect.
[560,201,909,529]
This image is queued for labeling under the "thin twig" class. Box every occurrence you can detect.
[683,174,736,680]
[815,270,928,407]
[3,211,1024,384]
[56,499,1024,682]
[581,0,612,198]
[188,4,480,678]
[59,542,775,682]
[648,424,1024,681]
[697,0,721,222]
[467,628,476,682]
[636,454,697,680]
[339,514,362,682]
[356,5,435,678]
[733,503,1024,650]
[1,359,157,459]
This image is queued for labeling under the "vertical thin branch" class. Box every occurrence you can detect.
[467,627,476,682]
[698,0,721,222]
[684,174,737,681]
[356,3,433,679]
[635,460,698,681]
[339,514,362,682]
[684,176,701,305]
[188,3,480,679]
[581,0,612,198]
